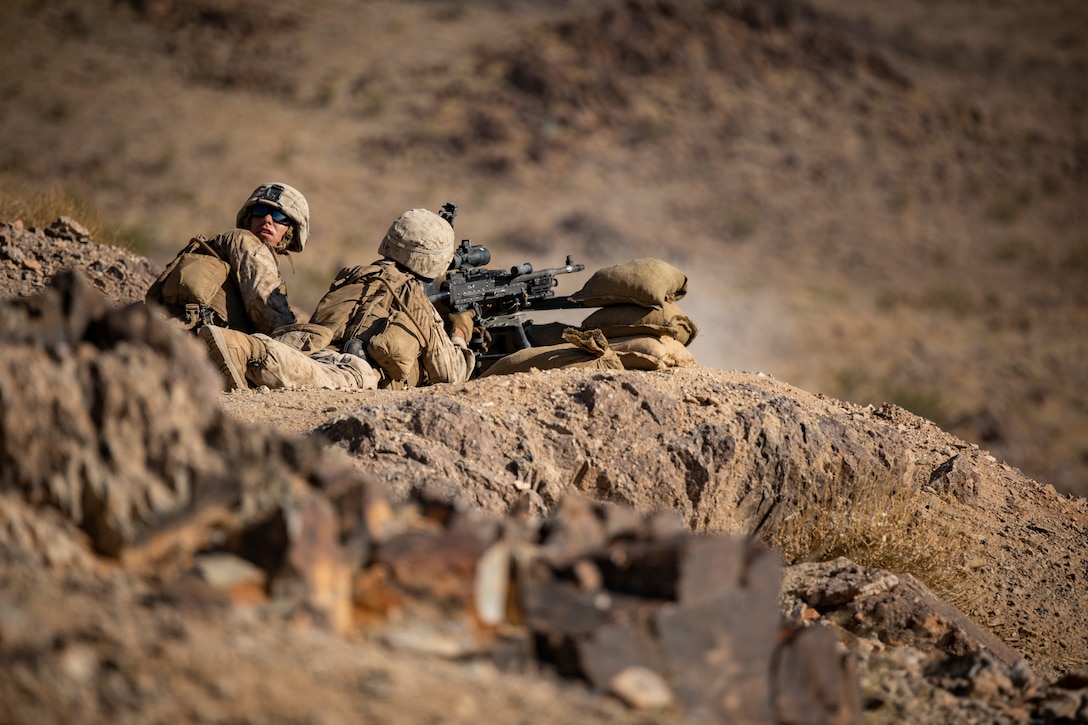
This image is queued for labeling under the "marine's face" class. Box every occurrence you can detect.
[248,204,291,249]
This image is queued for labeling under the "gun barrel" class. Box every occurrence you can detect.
[510,263,585,284]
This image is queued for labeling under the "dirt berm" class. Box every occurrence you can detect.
[2,222,1088,722]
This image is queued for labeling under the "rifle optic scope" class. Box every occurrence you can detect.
[450,242,490,270]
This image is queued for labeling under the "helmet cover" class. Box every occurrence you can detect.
[377,208,455,279]
[236,182,310,253]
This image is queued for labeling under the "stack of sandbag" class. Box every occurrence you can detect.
[480,328,623,377]
[570,258,698,370]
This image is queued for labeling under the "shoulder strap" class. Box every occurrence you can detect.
[191,236,225,260]
[338,264,416,344]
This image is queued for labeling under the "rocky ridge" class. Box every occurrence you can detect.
[1,221,1087,722]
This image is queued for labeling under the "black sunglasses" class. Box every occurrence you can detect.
[250,204,291,225]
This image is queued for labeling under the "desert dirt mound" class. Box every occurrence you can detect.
[2,223,1088,723]
[223,354,1088,679]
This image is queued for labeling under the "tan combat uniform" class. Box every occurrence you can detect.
[245,336,380,390]
[312,261,474,387]
[200,207,474,392]
[204,229,297,334]
[402,266,475,385]
[146,229,297,335]
[201,261,473,392]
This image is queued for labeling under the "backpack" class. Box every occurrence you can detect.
[308,263,425,388]
[146,237,248,331]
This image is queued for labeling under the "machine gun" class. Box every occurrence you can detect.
[426,202,586,369]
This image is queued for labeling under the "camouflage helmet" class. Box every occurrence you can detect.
[236,182,310,254]
[377,208,455,279]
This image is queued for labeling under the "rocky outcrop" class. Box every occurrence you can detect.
[314,359,1004,540]
[2,253,1087,723]
[312,351,1088,680]
[0,271,861,723]
[0,219,159,304]
[0,270,341,564]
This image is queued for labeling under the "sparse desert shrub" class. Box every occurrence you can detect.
[1039,172,1063,196]
[983,44,1007,72]
[831,366,869,401]
[113,224,157,256]
[1065,238,1088,272]
[147,149,175,176]
[766,473,976,609]
[887,185,911,213]
[928,242,952,265]
[625,112,674,145]
[0,180,107,239]
[887,385,948,427]
[827,371,949,430]
[311,76,338,109]
[985,199,1020,224]
[992,237,1024,263]
[874,290,902,312]
[985,186,1033,224]
[0,179,146,253]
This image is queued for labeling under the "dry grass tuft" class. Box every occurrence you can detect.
[0,179,156,253]
[0,179,111,242]
[766,474,980,611]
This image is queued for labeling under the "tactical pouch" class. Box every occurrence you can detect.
[163,254,228,307]
[607,335,697,370]
[480,328,623,377]
[367,311,423,388]
[150,238,231,325]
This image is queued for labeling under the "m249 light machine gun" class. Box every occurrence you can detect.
[426,202,586,369]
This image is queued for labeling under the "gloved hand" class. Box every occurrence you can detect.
[447,310,475,341]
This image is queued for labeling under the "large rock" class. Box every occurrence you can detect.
[0,270,345,565]
[0,269,863,723]
[2,262,1087,724]
[311,365,1088,680]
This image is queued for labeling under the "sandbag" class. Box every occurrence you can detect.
[526,321,573,347]
[612,348,667,371]
[608,335,698,369]
[481,328,622,377]
[580,301,698,345]
[569,258,687,308]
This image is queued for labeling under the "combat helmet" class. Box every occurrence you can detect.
[236,182,310,254]
[378,208,455,279]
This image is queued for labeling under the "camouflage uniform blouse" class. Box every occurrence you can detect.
[206,229,297,335]
[308,260,474,386]
[398,268,476,385]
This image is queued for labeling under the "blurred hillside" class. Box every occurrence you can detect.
[1,0,1085,495]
